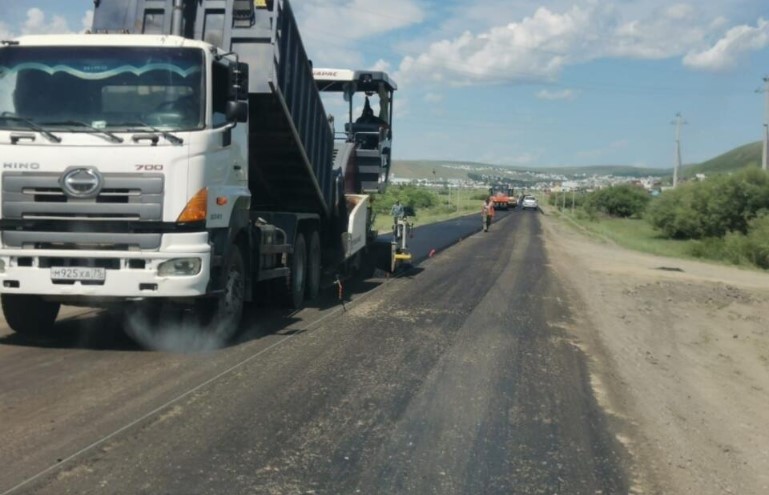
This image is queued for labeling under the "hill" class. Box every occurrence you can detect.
[391,141,764,184]
[541,165,668,177]
[391,160,666,181]
[681,141,763,178]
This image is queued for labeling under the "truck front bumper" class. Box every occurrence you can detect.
[0,232,211,299]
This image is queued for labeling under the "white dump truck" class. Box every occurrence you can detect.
[0,0,396,345]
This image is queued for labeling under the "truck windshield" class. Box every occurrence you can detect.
[0,46,204,132]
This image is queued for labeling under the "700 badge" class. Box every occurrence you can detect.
[135,164,164,171]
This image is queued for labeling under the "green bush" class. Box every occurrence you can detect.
[743,215,769,268]
[582,185,650,218]
[374,185,437,214]
[686,215,769,269]
[646,188,705,238]
[647,167,769,239]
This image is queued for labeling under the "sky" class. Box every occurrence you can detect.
[2,0,769,169]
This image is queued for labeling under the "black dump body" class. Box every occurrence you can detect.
[92,0,334,217]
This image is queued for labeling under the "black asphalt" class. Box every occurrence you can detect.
[0,209,630,495]
[379,209,513,263]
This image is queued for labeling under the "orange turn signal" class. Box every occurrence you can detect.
[177,188,208,223]
[216,196,228,206]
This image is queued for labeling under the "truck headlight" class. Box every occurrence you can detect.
[157,258,202,276]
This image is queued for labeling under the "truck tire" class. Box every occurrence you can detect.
[306,230,321,301]
[204,246,245,343]
[280,232,306,308]
[1,294,60,337]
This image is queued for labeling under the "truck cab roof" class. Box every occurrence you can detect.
[6,34,217,52]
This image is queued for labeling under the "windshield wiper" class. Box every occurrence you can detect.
[0,114,61,143]
[39,120,124,143]
[109,120,184,145]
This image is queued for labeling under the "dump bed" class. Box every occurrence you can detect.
[92,0,334,216]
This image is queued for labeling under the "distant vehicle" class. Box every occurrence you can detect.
[488,185,516,210]
[521,196,539,210]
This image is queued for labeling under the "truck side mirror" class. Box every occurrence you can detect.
[226,101,248,123]
[229,62,249,100]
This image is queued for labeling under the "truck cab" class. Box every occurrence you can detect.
[0,34,254,339]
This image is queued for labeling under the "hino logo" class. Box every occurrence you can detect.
[60,168,103,198]
[4,162,40,170]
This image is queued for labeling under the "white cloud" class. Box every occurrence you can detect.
[81,10,94,32]
[295,0,424,67]
[394,96,411,118]
[0,20,12,40]
[536,88,576,100]
[683,18,769,71]
[371,59,391,72]
[21,8,70,35]
[395,2,768,85]
[397,4,598,85]
[295,1,424,69]
[298,0,423,40]
[1,8,87,38]
[424,92,444,103]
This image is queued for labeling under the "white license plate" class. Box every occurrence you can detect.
[50,267,106,281]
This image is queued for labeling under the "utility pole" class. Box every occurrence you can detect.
[456,185,460,211]
[571,189,576,214]
[757,76,769,171]
[672,113,687,188]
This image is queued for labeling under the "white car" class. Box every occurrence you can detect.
[521,196,538,210]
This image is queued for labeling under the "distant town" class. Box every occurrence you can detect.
[390,140,763,194]
[390,161,671,194]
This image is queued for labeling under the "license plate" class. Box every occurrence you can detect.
[50,267,106,282]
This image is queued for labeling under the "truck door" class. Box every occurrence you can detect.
[210,60,247,186]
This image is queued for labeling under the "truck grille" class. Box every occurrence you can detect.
[2,172,164,221]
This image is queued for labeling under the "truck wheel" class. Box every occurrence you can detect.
[306,230,321,301]
[204,246,245,343]
[280,233,306,308]
[1,294,60,337]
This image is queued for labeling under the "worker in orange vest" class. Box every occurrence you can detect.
[482,197,495,232]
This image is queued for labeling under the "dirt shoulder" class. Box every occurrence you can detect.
[541,213,769,495]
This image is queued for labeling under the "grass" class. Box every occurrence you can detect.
[373,188,487,233]
[549,195,768,271]
[556,211,697,259]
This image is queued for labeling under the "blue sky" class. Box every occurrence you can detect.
[2,0,769,168]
